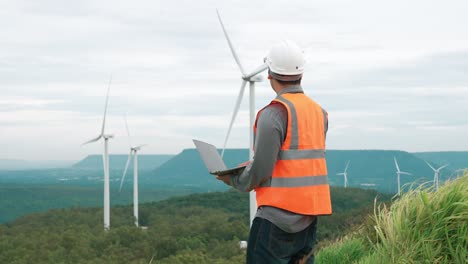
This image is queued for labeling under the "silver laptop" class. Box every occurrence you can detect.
[193,139,246,176]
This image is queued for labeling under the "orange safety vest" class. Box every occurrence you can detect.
[254,92,332,215]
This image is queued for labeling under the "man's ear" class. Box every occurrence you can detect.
[267,74,272,80]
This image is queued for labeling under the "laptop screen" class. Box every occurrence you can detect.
[193,139,227,173]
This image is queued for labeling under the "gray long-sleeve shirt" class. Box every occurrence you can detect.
[230,85,325,233]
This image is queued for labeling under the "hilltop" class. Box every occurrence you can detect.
[0,159,74,170]
[2,150,459,194]
[147,148,453,194]
[412,151,468,171]
[72,154,174,170]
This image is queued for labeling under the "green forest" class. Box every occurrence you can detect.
[0,185,201,223]
[0,187,390,263]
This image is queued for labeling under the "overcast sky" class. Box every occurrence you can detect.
[1,0,468,161]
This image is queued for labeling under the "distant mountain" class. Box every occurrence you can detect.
[72,154,174,170]
[147,148,454,194]
[147,149,248,190]
[0,159,74,170]
[325,150,442,193]
[412,151,468,171]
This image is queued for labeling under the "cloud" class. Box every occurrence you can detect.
[1,0,468,159]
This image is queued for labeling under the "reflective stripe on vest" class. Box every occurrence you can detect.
[278,149,325,160]
[270,175,328,187]
[254,92,332,215]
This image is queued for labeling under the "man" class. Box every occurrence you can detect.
[216,40,332,264]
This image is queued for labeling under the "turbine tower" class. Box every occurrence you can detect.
[119,116,146,227]
[424,161,448,191]
[394,157,412,196]
[336,161,350,188]
[216,10,268,226]
[82,76,113,231]
[454,168,466,178]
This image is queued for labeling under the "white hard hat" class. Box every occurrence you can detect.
[264,40,305,76]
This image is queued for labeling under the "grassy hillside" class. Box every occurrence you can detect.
[0,187,390,264]
[316,173,468,263]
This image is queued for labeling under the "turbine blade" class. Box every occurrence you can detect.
[424,160,436,171]
[336,173,345,175]
[119,151,133,192]
[221,80,247,158]
[135,144,148,149]
[394,157,400,172]
[344,160,350,172]
[82,135,102,146]
[216,9,246,76]
[244,63,268,80]
[438,164,449,171]
[401,172,412,175]
[124,114,132,148]
[100,74,113,135]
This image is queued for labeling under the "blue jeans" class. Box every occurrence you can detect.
[247,217,318,264]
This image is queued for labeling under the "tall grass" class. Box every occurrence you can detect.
[316,173,468,264]
[315,237,367,264]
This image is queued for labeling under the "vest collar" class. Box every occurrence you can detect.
[277,85,304,96]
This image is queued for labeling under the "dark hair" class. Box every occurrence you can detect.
[268,69,302,86]
[276,78,302,86]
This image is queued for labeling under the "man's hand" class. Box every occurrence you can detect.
[238,161,251,167]
[216,174,232,186]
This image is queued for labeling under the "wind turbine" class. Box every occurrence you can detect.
[216,10,268,226]
[424,161,448,191]
[119,116,146,227]
[82,76,113,231]
[394,157,412,196]
[336,161,350,188]
[454,168,466,177]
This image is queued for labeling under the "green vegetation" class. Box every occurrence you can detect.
[316,173,468,263]
[0,187,387,263]
[0,185,202,223]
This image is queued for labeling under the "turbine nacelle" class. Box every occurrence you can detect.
[337,160,350,188]
[394,157,412,195]
[243,74,263,82]
[82,76,113,147]
[242,63,269,81]
[217,9,265,225]
[103,134,114,140]
[425,160,448,172]
[119,116,147,195]
[217,10,268,158]
[424,160,448,191]
[394,157,411,175]
[132,144,147,152]
[81,75,113,231]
